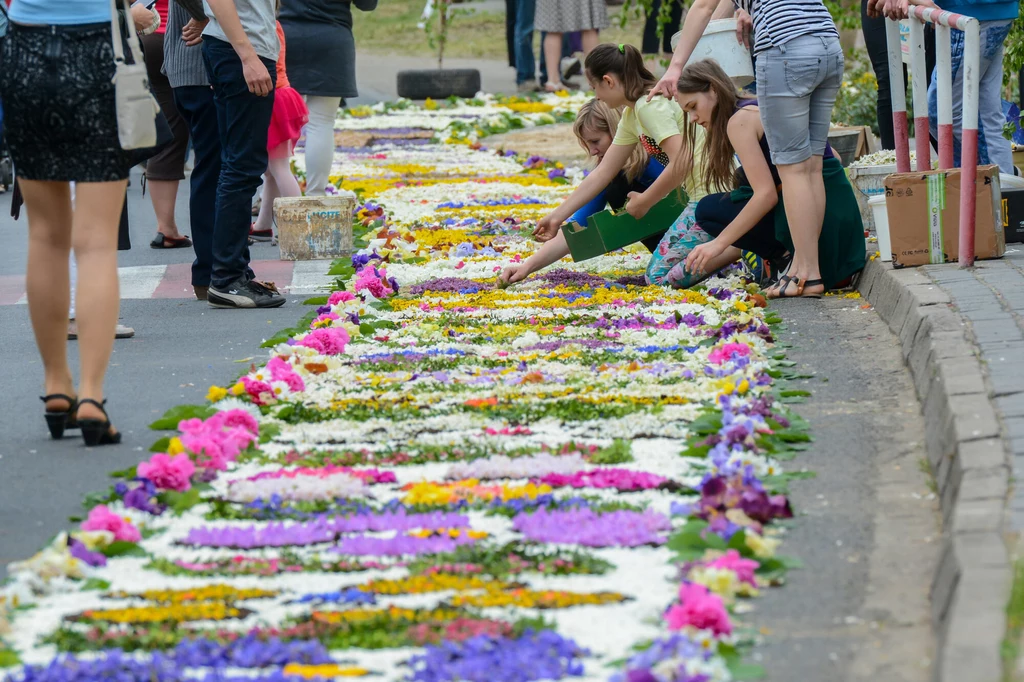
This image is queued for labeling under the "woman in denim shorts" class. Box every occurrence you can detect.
[652,0,843,299]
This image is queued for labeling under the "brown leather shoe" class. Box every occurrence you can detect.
[194,285,209,301]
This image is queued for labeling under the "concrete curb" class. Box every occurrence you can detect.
[858,258,1012,682]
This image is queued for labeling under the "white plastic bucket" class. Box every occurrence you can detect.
[670,19,754,87]
[847,163,896,232]
[869,195,891,262]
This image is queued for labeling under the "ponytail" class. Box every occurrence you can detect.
[584,43,658,103]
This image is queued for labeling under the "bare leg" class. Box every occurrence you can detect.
[269,156,301,199]
[772,158,825,297]
[148,179,184,238]
[70,180,129,424]
[20,180,76,411]
[581,29,599,56]
[544,32,565,91]
[253,171,279,234]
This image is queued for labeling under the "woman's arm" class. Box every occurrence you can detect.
[533,143,634,241]
[624,134,686,219]
[500,231,572,284]
[683,110,778,274]
[648,0,719,100]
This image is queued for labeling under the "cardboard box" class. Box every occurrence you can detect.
[1002,187,1024,243]
[884,165,1004,267]
[564,193,688,262]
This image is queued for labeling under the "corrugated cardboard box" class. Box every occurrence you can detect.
[884,165,1004,267]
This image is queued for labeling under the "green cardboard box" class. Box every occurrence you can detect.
[563,193,689,262]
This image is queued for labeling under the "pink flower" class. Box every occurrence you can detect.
[705,549,759,586]
[664,582,732,635]
[210,409,259,436]
[241,376,274,405]
[353,265,394,299]
[297,327,350,356]
[82,505,141,543]
[328,290,356,306]
[708,342,752,365]
[137,453,195,492]
[267,357,306,393]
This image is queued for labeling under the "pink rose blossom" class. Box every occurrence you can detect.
[210,409,259,436]
[241,377,274,405]
[297,327,350,356]
[137,453,195,492]
[353,265,394,299]
[328,290,356,306]
[708,343,752,365]
[664,582,732,635]
[705,549,759,586]
[82,505,141,543]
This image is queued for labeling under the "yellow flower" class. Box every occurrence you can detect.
[166,437,185,456]
[745,531,781,559]
[108,584,276,604]
[737,379,750,395]
[424,98,438,110]
[230,382,246,396]
[206,385,228,403]
[734,301,748,312]
[79,602,244,624]
[452,588,627,609]
[283,664,370,678]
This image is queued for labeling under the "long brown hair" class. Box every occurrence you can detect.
[584,43,657,103]
[572,99,649,183]
[675,59,740,194]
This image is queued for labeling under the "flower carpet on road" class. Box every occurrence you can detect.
[1,96,812,682]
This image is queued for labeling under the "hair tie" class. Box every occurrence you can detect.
[618,44,625,54]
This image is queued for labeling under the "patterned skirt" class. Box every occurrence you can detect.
[0,23,134,182]
[535,0,609,33]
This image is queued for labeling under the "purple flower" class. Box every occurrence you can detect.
[67,538,106,567]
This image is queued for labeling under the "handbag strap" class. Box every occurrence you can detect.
[109,0,146,66]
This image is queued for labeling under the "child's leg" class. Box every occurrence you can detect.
[268,156,301,198]
[253,172,279,234]
[646,203,710,287]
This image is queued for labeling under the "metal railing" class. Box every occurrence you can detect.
[885,6,981,266]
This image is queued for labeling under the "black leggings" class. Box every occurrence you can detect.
[642,0,685,55]
[861,0,936,150]
[695,192,788,264]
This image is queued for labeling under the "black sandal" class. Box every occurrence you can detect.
[769,276,824,300]
[41,393,78,439]
[76,398,122,447]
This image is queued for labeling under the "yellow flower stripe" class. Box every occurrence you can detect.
[400,480,552,505]
[107,585,277,604]
[283,664,371,678]
[311,606,463,625]
[451,588,628,609]
[359,574,510,595]
[79,602,246,624]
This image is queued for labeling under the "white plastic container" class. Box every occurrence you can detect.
[847,163,896,232]
[869,195,891,262]
[671,19,755,87]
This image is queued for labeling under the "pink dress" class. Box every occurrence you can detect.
[268,22,309,158]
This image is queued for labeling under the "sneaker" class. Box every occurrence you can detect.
[208,277,285,309]
[739,250,769,286]
[560,56,581,81]
[249,225,273,242]
[517,79,539,93]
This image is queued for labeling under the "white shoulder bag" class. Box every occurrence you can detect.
[108,0,160,149]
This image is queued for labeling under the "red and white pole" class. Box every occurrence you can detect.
[885,18,911,174]
[935,20,955,170]
[955,14,981,267]
[909,17,931,171]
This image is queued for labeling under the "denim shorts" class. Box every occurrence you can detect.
[755,34,844,166]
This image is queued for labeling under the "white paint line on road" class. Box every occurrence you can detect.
[287,260,335,295]
[118,265,167,300]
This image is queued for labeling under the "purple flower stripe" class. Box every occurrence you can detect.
[512,508,671,547]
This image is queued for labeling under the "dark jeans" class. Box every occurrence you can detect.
[642,0,684,55]
[862,0,935,150]
[695,192,788,264]
[603,173,666,251]
[173,84,222,287]
[201,37,276,290]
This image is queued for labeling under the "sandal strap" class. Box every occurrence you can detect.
[40,393,76,404]
[77,398,109,416]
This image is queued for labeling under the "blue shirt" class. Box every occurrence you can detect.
[9,0,111,25]
[571,159,666,226]
[937,0,1018,21]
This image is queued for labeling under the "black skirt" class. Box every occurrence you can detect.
[280,20,359,98]
[0,23,134,182]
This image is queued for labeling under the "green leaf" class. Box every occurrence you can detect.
[778,389,812,398]
[160,488,202,515]
[258,422,282,445]
[303,296,329,305]
[109,465,138,480]
[149,436,171,453]
[149,405,216,431]
[100,541,147,558]
[80,578,111,591]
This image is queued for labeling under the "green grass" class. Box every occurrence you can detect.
[353,0,647,62]
[1002,559,1024,681]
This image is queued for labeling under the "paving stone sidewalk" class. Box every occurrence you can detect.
[921,248,1024,526]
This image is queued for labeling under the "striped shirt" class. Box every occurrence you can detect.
[733,0,838,54]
